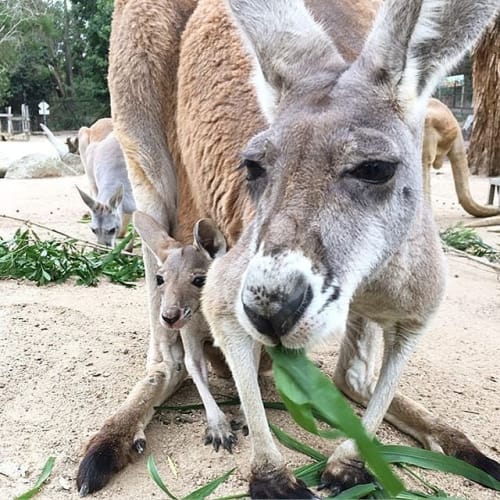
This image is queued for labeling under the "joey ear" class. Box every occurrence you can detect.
[357,0,499,120]
[193,219,227,260]
[76,185,98,211]
[108,183,124,209]
[133,211,179,265]
[226,0,345,122]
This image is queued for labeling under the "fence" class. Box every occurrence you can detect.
[0,105,31,140]
[434,80,473,124]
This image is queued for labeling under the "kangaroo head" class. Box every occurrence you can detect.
[226,0,498,349]
[134,212,227,330]
[76,184,124,247]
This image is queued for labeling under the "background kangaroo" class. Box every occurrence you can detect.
[77,118,136,247]
[422,98,499,217]
[133,212,238,451]
[77,0,500,496]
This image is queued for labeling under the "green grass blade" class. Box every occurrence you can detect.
[147,455,179,500]
[270,422,326,461]
[183,468,235,500]
[380,445,500,491]
[268,346,405,497]
[329,482,379,499]
[294,460,327,486]
[15,457,55,500]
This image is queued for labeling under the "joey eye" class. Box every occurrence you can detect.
[192,275,206,288]
[241,159,265,181]
[156,274,164,286]
[91,227,97,234]
[349,160,397,184]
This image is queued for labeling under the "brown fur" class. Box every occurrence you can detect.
[422,98,500,217]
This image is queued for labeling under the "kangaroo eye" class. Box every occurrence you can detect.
[192,276,206,288]
[156,274,164,286]
[241,159,265,181]
[349,161,397,184]
[107,228,117,235]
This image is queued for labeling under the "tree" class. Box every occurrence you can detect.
[469,15,500,177]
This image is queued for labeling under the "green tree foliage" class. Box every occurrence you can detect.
[0,0,113,129]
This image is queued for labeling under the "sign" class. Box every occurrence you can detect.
[38,100,50,115]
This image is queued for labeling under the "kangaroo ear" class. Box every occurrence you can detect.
[226,0,345,122]
[356,0,499,122]
[133,211,179,265]
[193,219,227,260]
[108,183,124,209]
[76,185,98,211]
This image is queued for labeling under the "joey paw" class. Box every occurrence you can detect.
[204,422,237,452]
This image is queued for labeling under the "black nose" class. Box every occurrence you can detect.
[242,275,313,340]
[162,307,181,325]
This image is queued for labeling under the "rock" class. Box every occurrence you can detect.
[5,153,83,179]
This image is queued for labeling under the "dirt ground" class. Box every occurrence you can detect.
[0,135,499,499]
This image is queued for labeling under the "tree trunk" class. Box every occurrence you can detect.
[469,16,500,177]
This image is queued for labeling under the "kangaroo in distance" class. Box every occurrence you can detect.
[76,118,136,247]
[422,98,499,217]
[133,212,240,452]
[76,0,500,497]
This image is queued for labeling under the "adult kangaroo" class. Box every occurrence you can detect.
[77,0,500,496]
[422,98,500,217]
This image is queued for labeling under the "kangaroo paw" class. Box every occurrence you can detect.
[204,420,238,452]
[250,466,318,499]
[319,459,373,496]
[77,420,140,496]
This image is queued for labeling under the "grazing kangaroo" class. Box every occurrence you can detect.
[77,0,500,496]
[422,98,500,217]
[133,211,238,451]
[76,119,136,247]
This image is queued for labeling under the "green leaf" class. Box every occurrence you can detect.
[380,446,500,491]
[15,456,55,500]
[270,423,326,461]
[330,482,379,499]
[183,468,235,500]
[147,455,179,500]
[268,346,405,497]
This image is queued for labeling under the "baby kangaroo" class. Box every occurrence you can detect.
[133,211,237,451]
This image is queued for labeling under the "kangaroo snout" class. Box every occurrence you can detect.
[241,273,313,341]
[161,307,182,327]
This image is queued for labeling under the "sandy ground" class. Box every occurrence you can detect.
[0,136,499,499]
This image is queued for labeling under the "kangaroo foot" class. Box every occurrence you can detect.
[204,419,238,452]
[319,459,373,496]
[77,418,141,496]
[250,466,318,499]
[432,425,500,481]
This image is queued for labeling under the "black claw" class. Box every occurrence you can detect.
[242,425,249,436]
[213,437,221,452]
[133,438,146,454]
[250,469,317,499]
[79,482,90,497]
[204,434,213,446]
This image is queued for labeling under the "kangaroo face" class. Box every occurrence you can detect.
[77,184,124,247]
[155,245,211,330]
[89,205,122,247]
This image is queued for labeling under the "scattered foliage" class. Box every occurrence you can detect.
[440,224,499,262]
[0,227,144,287]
